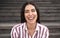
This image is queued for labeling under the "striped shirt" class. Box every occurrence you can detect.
[11,22,49,38]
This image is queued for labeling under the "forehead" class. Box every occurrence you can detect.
[25,4,36,10]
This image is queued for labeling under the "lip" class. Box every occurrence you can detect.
[27,16,35,20]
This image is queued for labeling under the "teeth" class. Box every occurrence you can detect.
[28,17,34,20]
[29,17,33,19]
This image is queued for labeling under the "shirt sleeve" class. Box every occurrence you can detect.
[11,27,19,38]
[42,27,49,38]
[44,28,49,38]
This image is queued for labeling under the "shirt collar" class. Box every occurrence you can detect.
[23,22,39,31]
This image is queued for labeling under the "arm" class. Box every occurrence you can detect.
[43,28,49,38]
[45,28,49,38]
[11,28,19,38]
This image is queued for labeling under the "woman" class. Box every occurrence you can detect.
[11,1,49,38]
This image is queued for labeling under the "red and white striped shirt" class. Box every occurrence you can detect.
[11,22,49,38]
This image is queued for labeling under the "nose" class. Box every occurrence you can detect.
[29,11,32,16]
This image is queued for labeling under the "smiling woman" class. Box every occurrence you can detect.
[24,4,37,24]
[11,1,49,38]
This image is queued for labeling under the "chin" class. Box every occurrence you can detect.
[28,21,36,24]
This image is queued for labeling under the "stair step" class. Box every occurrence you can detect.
[0,34,10,37]
[40,10,60,13]
[37,4,60,7]
[39,7,60,10]
[0,1,51,4]
[41,22,60,26]
[0,16,20,21]
[0,29,10,34]
[50,35,60,38]
[49,28,60,33]
[0,23,18,29]
[0,34,10,38]
[0,7,21,10]
[50,33,60,36]
[40,16,60,21]
[0,13,20,16]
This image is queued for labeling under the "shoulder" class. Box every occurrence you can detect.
[37,23,49,36]
[37,23,49,30]
[11,23,25,31]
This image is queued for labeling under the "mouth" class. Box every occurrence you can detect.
[28,16,35,21]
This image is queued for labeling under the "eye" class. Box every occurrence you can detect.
[31,9,36,12]
[25,10,29,13]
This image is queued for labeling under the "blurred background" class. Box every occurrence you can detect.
[0,0,60,38]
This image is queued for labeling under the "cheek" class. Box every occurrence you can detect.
[34,12,37,17]
[24,13,28,19]
[34,12,38,20]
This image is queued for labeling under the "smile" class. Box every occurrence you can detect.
[28,16,35,20]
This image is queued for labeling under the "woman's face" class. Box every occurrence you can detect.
[24,4,37,24]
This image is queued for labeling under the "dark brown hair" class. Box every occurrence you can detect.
[21,1,40,23]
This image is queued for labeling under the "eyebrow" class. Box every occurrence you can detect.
[25,8,35,11]
[31,9,35,10]
[25,10,29,11]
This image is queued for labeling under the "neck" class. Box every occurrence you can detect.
[26,22,36,30]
